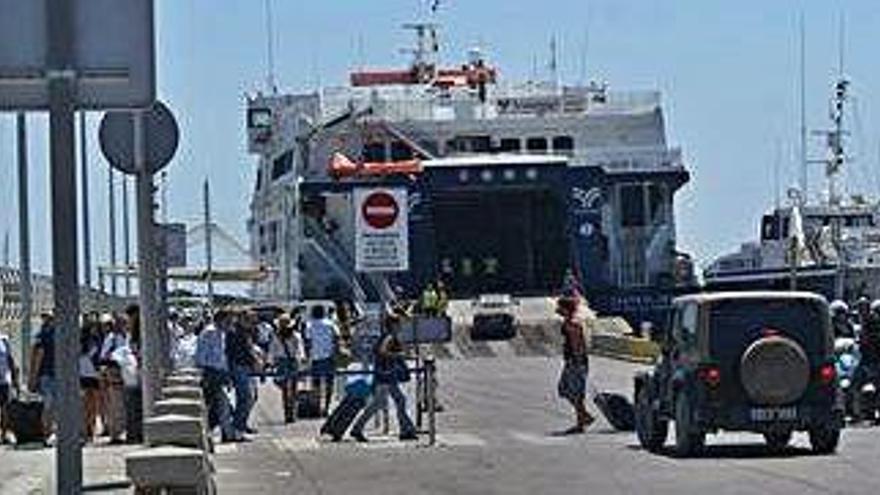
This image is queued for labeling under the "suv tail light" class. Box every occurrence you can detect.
[697,365,722,388]
[818,363,836,385]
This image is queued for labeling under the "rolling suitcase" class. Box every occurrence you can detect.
[7,396,45,444]
[320,394,368,442]
[591,392,635,432]
[297,389,323,419]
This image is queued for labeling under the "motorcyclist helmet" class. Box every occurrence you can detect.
[830,299,849,316]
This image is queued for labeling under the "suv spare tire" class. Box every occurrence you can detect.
[740,335,810,405]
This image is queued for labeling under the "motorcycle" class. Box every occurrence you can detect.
[834,337,861,421]
[857,362,880,425]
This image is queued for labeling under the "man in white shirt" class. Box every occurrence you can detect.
[305,305,338,415]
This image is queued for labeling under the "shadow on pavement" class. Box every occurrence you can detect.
[625,442,818,459]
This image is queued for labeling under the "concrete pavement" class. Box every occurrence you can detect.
[2,353,878,494]
[209,355,880,495]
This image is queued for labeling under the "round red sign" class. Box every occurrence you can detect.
[361,191,399,230]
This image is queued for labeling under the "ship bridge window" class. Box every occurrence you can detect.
[468,135,492,153]
[648,184,665,224]
[268,221,279,254]
[499,138,521,152]
[761,214,790,240]
[390,141,414,161]
[552,135,575,155]
[363,142,386,162]
[526,137,548,153]
[620,184,645,227]
[247,107,272,129]
[843,215,875,227]
[271,150,293,181]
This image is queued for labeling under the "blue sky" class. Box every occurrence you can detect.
[2,0,880,282]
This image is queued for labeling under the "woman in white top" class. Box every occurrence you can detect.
[79,319,102,441]
[269,314,302,424]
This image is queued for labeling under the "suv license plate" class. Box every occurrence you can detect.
[750,407,798,422]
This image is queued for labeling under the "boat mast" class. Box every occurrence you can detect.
[799,13,808,202]
[828,13,848,299]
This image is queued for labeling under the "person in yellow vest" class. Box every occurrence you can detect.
[420,283,439,316]
[435,280,450,317]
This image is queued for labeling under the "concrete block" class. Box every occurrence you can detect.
[154,398,206,418]
[165,375,202,388]
[126,446,212,492]
[162,385,204,401]
[144,414,207,450]
[174,367,203,380]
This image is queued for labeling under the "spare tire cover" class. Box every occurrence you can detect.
[740,335,810,405]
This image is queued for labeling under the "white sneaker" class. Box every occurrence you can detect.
[44,433,57,447]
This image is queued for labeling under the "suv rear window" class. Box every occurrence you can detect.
[708,298,828,363]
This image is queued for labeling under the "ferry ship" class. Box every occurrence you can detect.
[704,76,880,301]
[244,20,694,325]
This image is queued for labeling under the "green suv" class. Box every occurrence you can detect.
[634,291,843,457]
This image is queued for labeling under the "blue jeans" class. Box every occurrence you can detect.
[351,382,416,437]
[202,368,235,439]
[231,365,254,432]
[38,376,56,423]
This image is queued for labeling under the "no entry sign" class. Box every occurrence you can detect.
[362,191,400,229]
[355,188,409,272]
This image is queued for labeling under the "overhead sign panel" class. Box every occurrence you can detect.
[355,188,409,273]
[157,223,187,268]
[0,0,155,110]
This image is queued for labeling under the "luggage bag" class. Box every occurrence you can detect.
[297,389,323,419]
[7,396,45,444]
[591,392,636,432]
[320,394,368,441]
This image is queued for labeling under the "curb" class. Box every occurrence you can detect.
[591,333,659,364]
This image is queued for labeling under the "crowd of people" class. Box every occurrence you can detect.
[0,305,145,446]
[192,297,433,444]
[0,287,448,447]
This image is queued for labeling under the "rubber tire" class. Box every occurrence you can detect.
[809,426,841,455]
[763,430,792,453]
[674,391,704,458]
[635,386,668,453]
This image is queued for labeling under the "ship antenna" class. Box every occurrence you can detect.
[838,12,845,79]
[827,13,848,207]
[798,12,807,202]
[264,0,277,93]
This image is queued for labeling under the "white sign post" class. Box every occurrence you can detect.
[355,188,409,273]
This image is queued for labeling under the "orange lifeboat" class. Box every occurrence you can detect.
[329,152,422,180]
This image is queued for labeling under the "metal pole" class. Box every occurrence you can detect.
[48,0,83,490]
[204,179,214,305]
[123,176,131,296]
[426,358,436,446]
[108,167,117,295]
[79,111,92,288]
[16,112,32,381]
[282,187,293,301]
[135,111,161,417]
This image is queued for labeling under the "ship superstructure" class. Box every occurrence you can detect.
[245,22,692,323]
[705,76,880,300]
